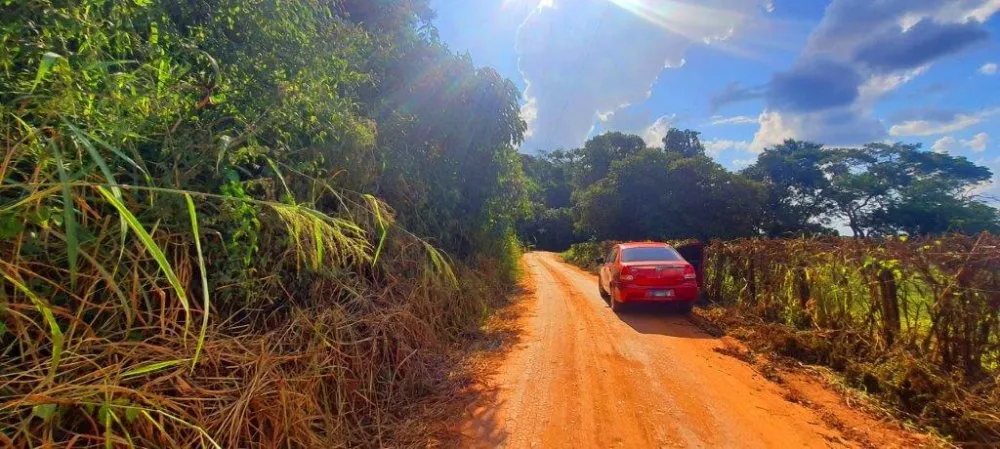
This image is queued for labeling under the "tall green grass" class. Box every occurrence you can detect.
[1,1,524,446]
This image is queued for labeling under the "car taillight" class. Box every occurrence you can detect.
[683,264,696,280]
[620,266,634,282]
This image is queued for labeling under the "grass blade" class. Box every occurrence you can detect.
[0,263,63,379]
[365,194,389,267]
[31,52,62,92]
[312,217,323,270]
[50,142,78,286]
[264,157,294,204]
[96,186,190,341]
[122,359,185,378]
[185,194,210,370]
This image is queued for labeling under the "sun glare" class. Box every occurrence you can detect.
[606,0,747,42]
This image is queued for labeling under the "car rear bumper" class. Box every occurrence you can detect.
[612,283,699,303]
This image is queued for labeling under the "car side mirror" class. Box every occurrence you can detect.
[596,257,605,264]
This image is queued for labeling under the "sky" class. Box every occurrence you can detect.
[430,0,1000,199]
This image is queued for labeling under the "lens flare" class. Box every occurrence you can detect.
[606,0,746,42]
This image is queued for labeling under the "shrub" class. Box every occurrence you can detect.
[703,235,1000,443]
[0,0,524,446]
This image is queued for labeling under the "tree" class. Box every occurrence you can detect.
[517,152,579,250]
[574,146,765,241]
[743,140,834,237]
[662,128,705,158]
[571,132,646,188]
[746,140,997,237]
[825,143,993,236]
[878,181,1000,235]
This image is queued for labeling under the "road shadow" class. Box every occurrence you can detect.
[447,270,539,448]
[614,305,715,340]
[457,384,510,448]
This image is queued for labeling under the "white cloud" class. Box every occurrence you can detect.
[889,109,998,137]
[932,136,956,153]
[856,66,928,109]
[751,108,885,151]
[962,132,989,152]
[751,110,794,151]
[641,115,675,147]
[516,0,769,151]
[751,1,998,149]
[980,62,998,75]
[710,115,757,126]
[936,0,1000,23]
[967,156,1000,203]
[704,139,753,157]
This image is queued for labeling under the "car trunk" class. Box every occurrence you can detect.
[623,262,687,286]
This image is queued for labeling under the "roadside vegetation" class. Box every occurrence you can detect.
[543,132,1000,444]
[520,129,998,250]
[1,1,525,446]
[4,0,999,447]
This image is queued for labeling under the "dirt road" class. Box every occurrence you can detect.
[460,252,926,448]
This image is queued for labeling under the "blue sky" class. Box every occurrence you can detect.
[431,0,1000,197]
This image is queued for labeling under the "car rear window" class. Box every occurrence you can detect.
[621,246,684,262]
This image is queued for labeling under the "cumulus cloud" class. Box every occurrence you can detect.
[516,0,769,151]
[962,132,989,152]
[641,115,677,147]
[930,133,989,153]
[932,136,957,153]
[750,108,885,151]
[889,108,998,137]
[597,109,677,147]
[980,62,998,75]
[704,139,753,156]
[750,0,999,147]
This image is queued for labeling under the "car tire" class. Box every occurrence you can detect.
[677,301,694,315]
[610,294,626,314]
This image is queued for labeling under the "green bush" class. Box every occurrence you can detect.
[0,0,525,446]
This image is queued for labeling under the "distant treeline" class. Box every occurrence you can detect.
[518,129,999,249]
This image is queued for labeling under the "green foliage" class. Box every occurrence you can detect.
[562,240,615,271]
[703,235,1000,442]
[661,127,706,158]
[0,0,527,446]
[571,132,646,189]
[745,140,998,237]
[518,129,767,247]
[574,147,765,241]
[742,140,833,237]
[522,132,998,245]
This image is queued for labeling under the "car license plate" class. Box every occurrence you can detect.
[651,289,673,298]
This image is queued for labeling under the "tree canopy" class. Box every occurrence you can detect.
[519,130,999,249]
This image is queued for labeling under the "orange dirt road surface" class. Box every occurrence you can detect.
[459,252,931,449]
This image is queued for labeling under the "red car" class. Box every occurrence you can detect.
[597,242,699,313]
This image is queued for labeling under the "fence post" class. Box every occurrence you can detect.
[796,265,812,327]
[877,268,901,346]
[711,251,725,303]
